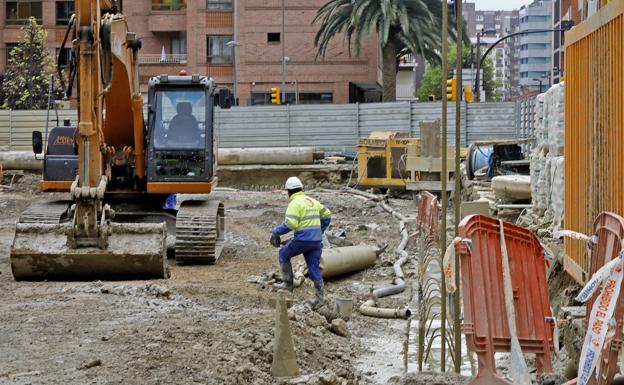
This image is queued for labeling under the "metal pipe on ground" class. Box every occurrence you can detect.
[218,147,317,165]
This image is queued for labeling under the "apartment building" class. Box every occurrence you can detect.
[518,0,553,92]
[463,4,520,100]
[0,1,74,73]
[551,0,583,84]
[1,0,382,105]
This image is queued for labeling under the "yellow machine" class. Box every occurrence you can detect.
[356,132,420,188]
[10,0,227,280]
[355,128,465,192]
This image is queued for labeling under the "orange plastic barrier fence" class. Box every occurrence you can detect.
[416,191,439,239]
[457,215,554,384]
[564,1,624,284]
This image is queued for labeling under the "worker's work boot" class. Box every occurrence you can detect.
[274,262,294,292]
[308,279,325,310]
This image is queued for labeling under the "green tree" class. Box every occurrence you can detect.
[2,17,60,110]
[313,0,452,102]
[416,43,501,101]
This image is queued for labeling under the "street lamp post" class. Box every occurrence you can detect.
[474,21,574,102]
[281,0,286,104]
[532,78,543,93]
[475,29,497,102]
[226,40,240,104]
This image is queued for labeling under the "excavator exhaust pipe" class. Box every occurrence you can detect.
[11,222,169,280]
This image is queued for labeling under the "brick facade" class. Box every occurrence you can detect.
[0,0,381,105]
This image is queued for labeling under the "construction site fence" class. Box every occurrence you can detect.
[564,1,624,284]
[0,101,533,152]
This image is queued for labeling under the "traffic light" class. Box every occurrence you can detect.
[270,87,281,105]
[446,77,457,101]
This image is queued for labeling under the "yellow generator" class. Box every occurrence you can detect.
[355,132,420,189]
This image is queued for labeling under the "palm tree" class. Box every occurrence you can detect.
[313,0,450,102]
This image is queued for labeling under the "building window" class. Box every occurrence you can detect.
[6,1,42,25]
[267,33,280,43]
[152,0,186,12]
[207,35,233,64]
[206,0,231,9]
[56,1,74,25]
[251,92,333,105]
[5,43,19,65]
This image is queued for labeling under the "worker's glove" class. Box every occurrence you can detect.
[270,233,281,248]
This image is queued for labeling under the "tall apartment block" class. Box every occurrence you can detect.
[551,0,583,84]
[1,0,382,105]
[463,4,519,100]
[518,0,552,92]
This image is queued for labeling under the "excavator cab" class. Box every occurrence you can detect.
[147,75,215,184]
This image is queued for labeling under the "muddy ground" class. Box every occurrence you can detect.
[0,172,579,385]
[0,173,434,385]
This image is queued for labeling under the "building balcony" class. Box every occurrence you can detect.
[520,49,550,58]
[139,54,188,65]
[399,53,419,68]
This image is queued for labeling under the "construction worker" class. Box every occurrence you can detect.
[271,176,331,309]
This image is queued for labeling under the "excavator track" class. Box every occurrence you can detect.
[175,200,225,264]
[18,200,72,224]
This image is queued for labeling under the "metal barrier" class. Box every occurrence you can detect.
[417,191,440,240]
[415,191,458,371]
[457,215,554,384]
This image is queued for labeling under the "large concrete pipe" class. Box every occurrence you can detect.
[320,245,378,278]
[218,147,316,165]
[0,147,317,171]
[491,175,531,202]
[0,151,42,170]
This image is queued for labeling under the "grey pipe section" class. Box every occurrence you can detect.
[218,147,315,165]
[359,298,412,319]
[340,187,415,319]
[0,151,42,170]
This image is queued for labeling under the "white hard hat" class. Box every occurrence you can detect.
[285,176,303,190]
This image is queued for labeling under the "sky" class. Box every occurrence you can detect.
[473,0,530,11]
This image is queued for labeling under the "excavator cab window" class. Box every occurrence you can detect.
[153,88,206,150]
[147,81,215,182]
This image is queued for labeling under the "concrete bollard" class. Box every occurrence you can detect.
[270,293,299,377]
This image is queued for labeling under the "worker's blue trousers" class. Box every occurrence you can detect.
[279,239,323,282]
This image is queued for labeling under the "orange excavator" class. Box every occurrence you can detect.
[10,0,227,280]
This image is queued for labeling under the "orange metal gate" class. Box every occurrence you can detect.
[564,1,624,283]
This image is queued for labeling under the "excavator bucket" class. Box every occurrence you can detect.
[10,222,169,280]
